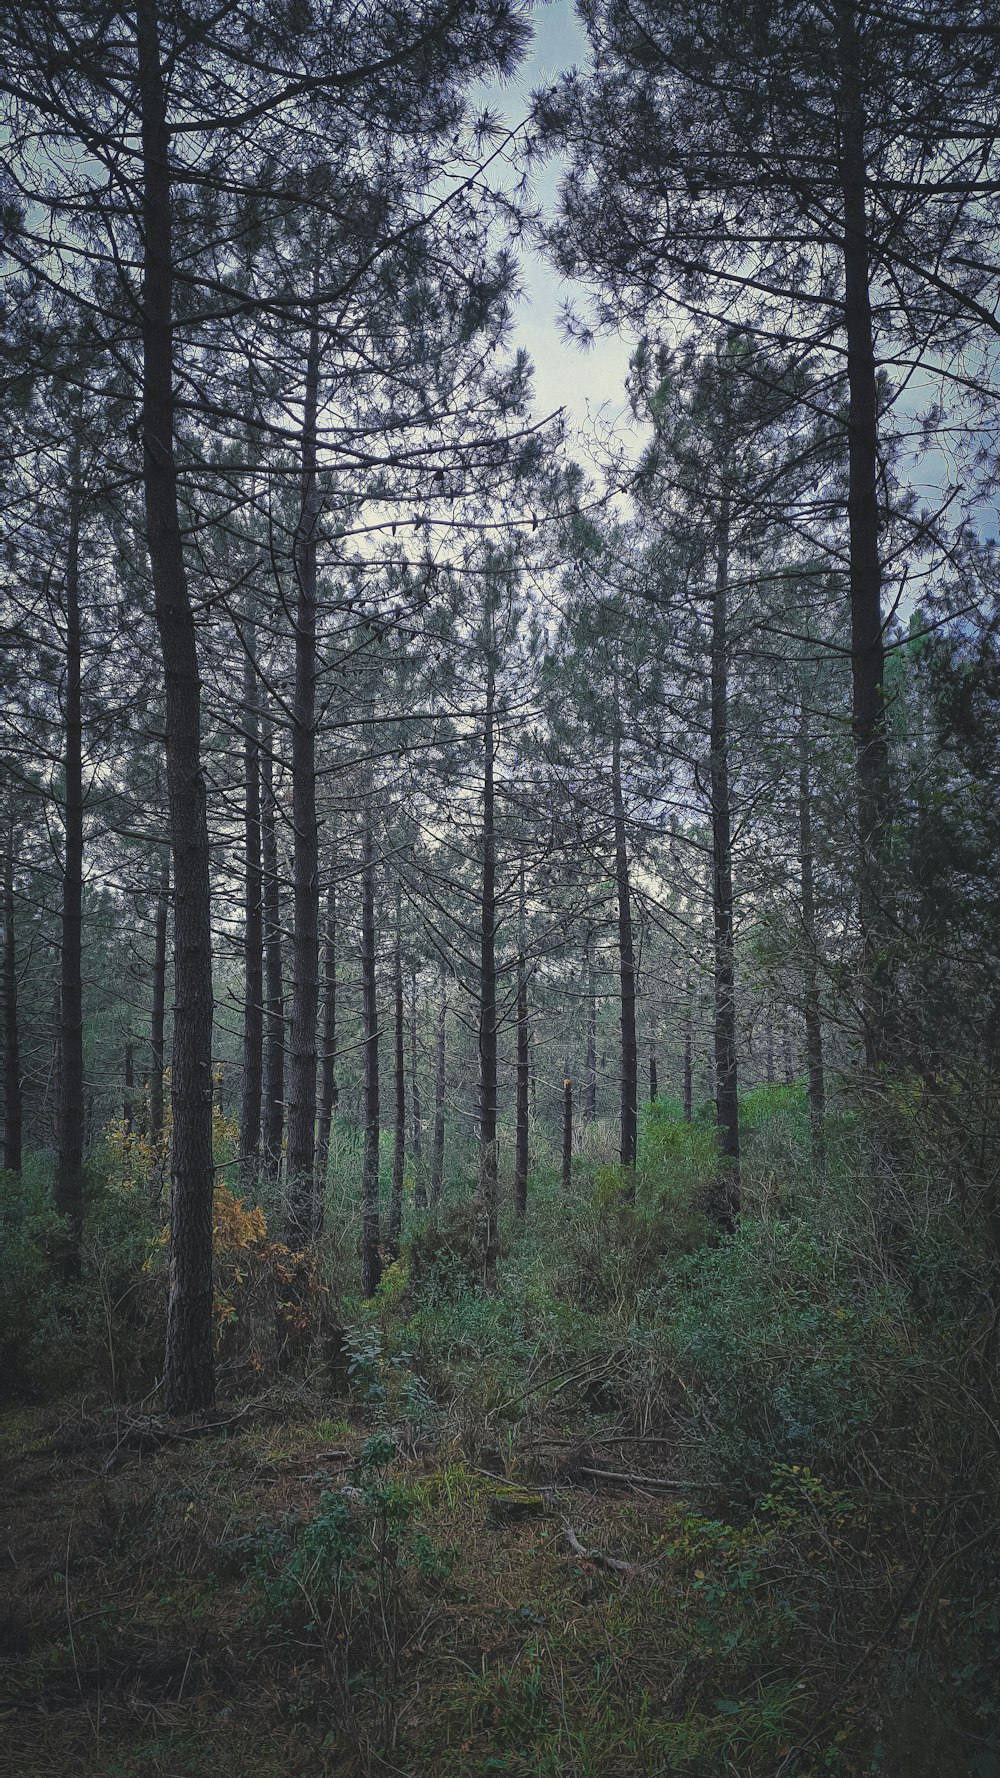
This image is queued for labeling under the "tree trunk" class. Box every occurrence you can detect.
[240,643,263,1195]
[315,867,338,1189]
[682,984,693,1123]
[514,863,529,1219]
[137,0,215,1414]
[149,852,169,1166]
[798,699,826,1160]
[562,1076,573,1193]
[3,820,21,1176]
[286,304,321,1242]
[838,8,895,1073]
[649,1047,658,1104]
[431,964,446,1207]
[583,929,597,1123]
[410,963,425,1209]
[360,816,381,1297]
[612,726,638,1189]
[710,492,740,1218]
[478,661,499,1287]
[261,713,285,1182]
[388,892,405,1256]
[55,467,85,1276]
[124,1041,135,1134]
[766,1018,776,1085]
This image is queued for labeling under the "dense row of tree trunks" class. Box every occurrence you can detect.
[798,701,826,1159]
[388,898,405,1256]
[137,0,215,1414]
[360,816,381,1296]
[838,8,895,1074]
[315,870,338,1187]
[710,493,740,1214]
[286,310,321,1241]
[431,964,446,1206]
[611,726,637,1187]
[3,820,21,1175]
[55,468,84,1276]
[478,663,499,1286]
[240,645,263,1194]
[261,714,284,1182]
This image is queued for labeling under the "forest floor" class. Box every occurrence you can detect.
[0,1376,974,1778]
[2,1099,996,1777]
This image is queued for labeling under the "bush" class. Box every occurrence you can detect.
[665,1218,911,1491]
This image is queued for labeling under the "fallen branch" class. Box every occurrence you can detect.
[576,1465,714,1492]
[562,1524,657,1580]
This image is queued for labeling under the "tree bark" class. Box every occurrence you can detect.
[798,699,826,1160]
[710,492,740,1216]
[55,465,85,1276]
[612,725,638,1189]
[562,1076,573,1194]
[360,815,381,1296]
[149,852,169,1164]
[240,642,263,1195]
[137,0,215,1414]
[388,891,405,1256]
[682,983,693,1123]
[478,658,499,1286]
[3,820,21,1176]
[649,1047,658,1104]
[838,6,895,1073]
[431,963,446,1207]
[583,928,597,1123]
[316,866,338,1188]
[410,963,425,1209]
[286,302,321,1241]
[261,715,285,1181]
[514,862,529,1219]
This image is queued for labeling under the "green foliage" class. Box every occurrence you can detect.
[665,1218,908,1490]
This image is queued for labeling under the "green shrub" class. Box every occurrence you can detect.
[665,1218,911,1491]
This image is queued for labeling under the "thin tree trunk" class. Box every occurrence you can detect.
[583,929,597,1123]
[612,725,637,1189]
[137,0,214,1413]
[388,890,405,1256]
[682,983,693,1123]
[240,643,263,1195]
[3,820,22,1175]
[410,963,425,1209]
[149,852,169,1161]
[766,1018,776,1085]
[286,302,321,1242]
[315,867,338,1188]
[649,1047,658,1104]
[124,1041,134,1133]
[478,660,499,1286]
[261,714,285,1181]
[710,491,740,1218]
[839,8,895,1073]
[431,963,446,1207]
[798,700,826,1159]
[360,816,381,1296]
[55,466,84,1275]
[783,1019,795,1086]
[562,1075,573,1193]
[514,862,529,1219]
